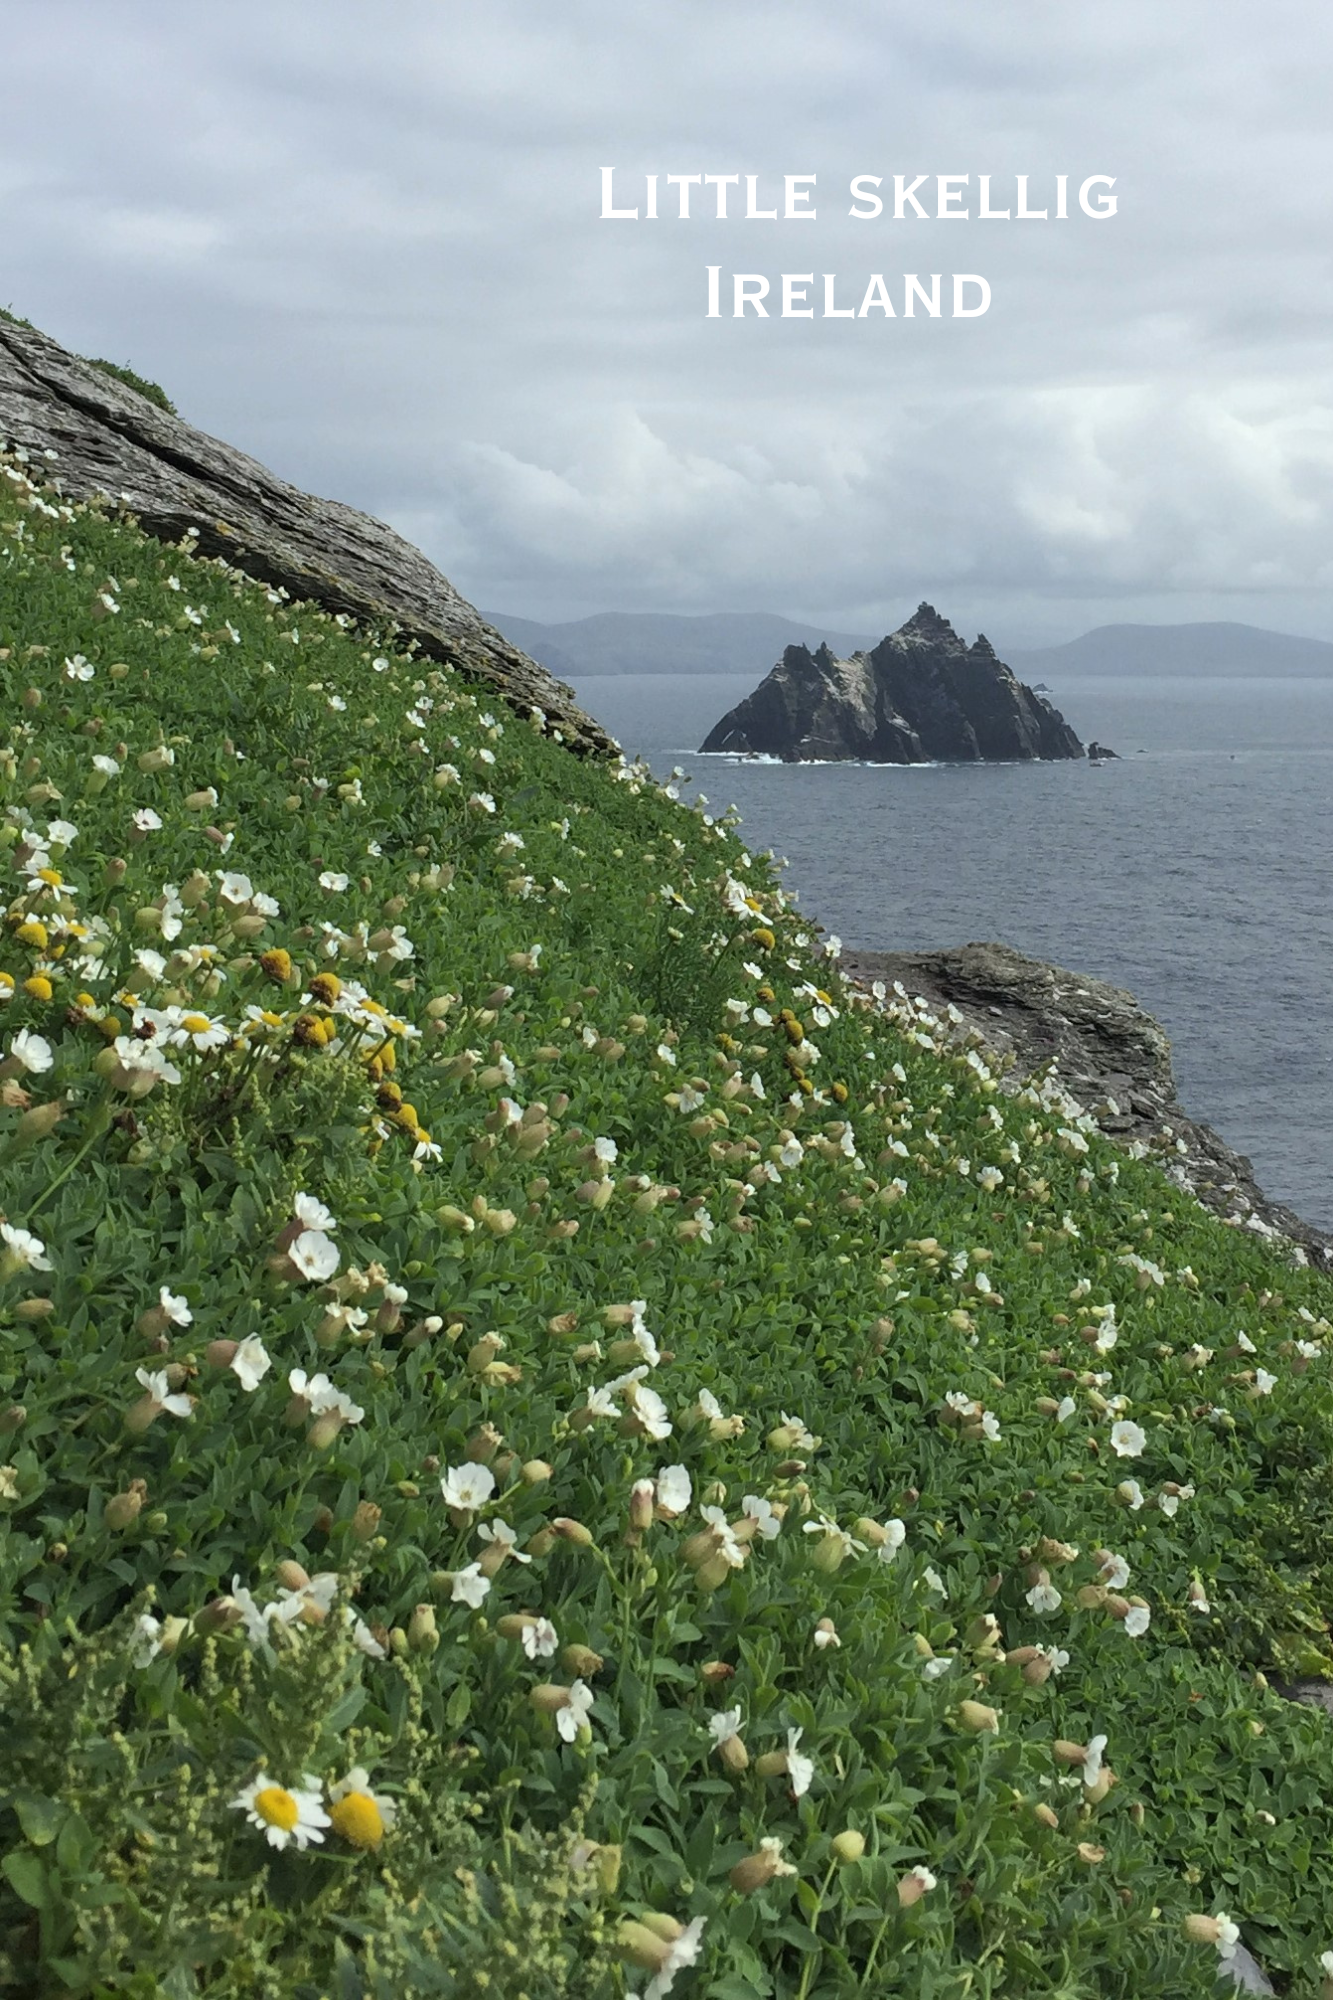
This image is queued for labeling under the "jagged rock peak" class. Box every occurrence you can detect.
[700,603,1085,765]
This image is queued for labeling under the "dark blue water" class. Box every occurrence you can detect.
[570,673,1333,1231]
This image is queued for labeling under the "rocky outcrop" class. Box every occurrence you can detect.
[701,603,1084,763]
[839,939,1332,1269]
[0,314,615,756]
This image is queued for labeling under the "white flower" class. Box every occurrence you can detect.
[1214,1916,1239,1964]
[643,1916,707,1999]
[980,1410,1002,1443]
[135,1367,193,1419]
[877,1518,907,1563]
[557,1679,594,1743]
[709,1707,744,1745]
[319,871,349,891]
[131,1613,163,1667]
[1123,1603,1151,1638]
[742,1494,782,1541]
[132,809,162,833]
[922,1566,946,1596]
[922,1655,954,1679]
[477,1519,530,1563]
[450,1563,491,1608]
[230,1773,330,1851]
[288,1229,340,1282]
[440,1462,496,1512]
[654,1465,692,1517]
[785,1725,814,1797]
[0,1223,52,1273]
[522,1617,559,1660]
[293,1192,338,1233]
[1026,1582,1062,1615]
[351,1617,387,1660]
[1118,1479,1145,1510]
[1158,1484,1195,1519]
[1254,1368,1277,1395]
[1109,1420,1146,1458]
[231,1335,272,1392]
[156,1285,193,1326]
[7,1030,53,1074]
[813,1619,841,1649]
[1082,1734,1107,1787]
[1098,1552,1132,1589]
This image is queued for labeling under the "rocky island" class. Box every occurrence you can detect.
[700,601,1085,762]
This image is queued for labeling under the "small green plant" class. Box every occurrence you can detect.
[0,441,1331,1995]
[79,358,177,416]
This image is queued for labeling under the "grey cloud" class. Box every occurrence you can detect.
[1,0,1330,645]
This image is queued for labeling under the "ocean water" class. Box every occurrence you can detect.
[568,672,1333,1232]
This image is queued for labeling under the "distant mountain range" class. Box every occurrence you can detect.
[484,610,1333,680]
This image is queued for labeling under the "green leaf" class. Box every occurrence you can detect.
[11,1791,63,1846]
[446,1682,471,1727]
[2,1848,50,1911]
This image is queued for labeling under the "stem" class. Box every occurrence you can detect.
[859,1909,893,1992]
[23,1093,113,1225]
[795,1860,838,2000]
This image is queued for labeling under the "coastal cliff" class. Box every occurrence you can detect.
[841,939,1332,1269]
[0,313,615,756]
[701,602,1085,762]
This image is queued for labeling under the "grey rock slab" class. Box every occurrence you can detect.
[0,316,615,757]
[840,938,1333,1267]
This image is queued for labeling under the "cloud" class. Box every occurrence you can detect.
[1,1,1331,642]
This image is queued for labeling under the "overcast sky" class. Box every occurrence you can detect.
[4,1,1332,647]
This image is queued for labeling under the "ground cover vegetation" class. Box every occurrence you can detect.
[0,433,1332,1998]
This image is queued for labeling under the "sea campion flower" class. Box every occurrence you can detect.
[1109,1420,1146,1458]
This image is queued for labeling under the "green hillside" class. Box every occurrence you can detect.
[1,435,1333,1997]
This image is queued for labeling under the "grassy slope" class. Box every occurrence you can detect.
[0,442,1331,1996]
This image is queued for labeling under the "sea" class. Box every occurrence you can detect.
[567,673,1333,1233]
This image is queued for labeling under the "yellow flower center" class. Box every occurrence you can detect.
[329,1791,384,1849]
[23,977,53,1001]
[253,1785,300,1832]
[181,1013,212,1034]
[16,921,48,948]
[37,867,62,886]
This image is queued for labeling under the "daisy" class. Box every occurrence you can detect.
[230,1773,330,1850]
[327,1768,397,1849]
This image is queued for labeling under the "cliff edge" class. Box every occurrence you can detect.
[0,313,615,756]
[841,939,1332,1269]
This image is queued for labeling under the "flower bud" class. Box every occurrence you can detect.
[897,1865,937,1908]
[522,1459,553,1485]
[700,1660,735,1684]
[619,1918,684,1977]
[12,1298,53,1322]
[551,1516,593,1547]
[694,1550,733,1592]
[273,1560,310,1593]
[350,1500,382,1543]
[206,1339,239,1369]
[196,1595,244,1633]
[629,1479,655,1532]
[958,1700,1000,1735]
[1076,1842,1105,1864]
[717,1731,749,1774]
[1033,1802,1059,1828]
[561,1644,603,1677]
[407,1604,440,1653]
[0,1405,27,1433]
[528,1683,572,1716]
[105,1480,148,1531]
[729,1841,794,1894]
[831,1830,865,1865]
